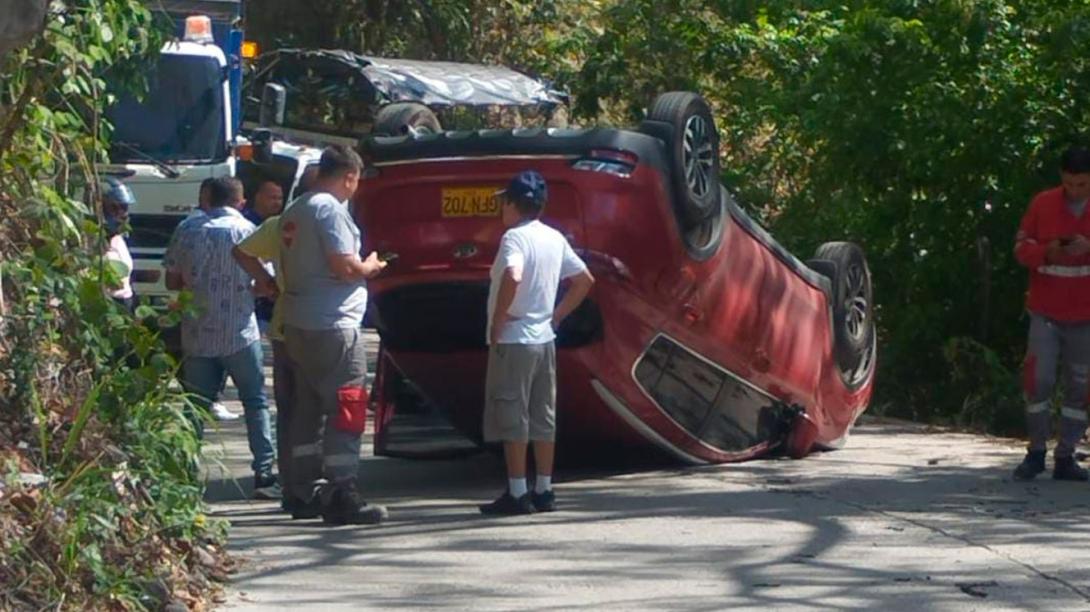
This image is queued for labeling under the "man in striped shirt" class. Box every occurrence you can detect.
[165,176,278,498]
[163,178,238,422]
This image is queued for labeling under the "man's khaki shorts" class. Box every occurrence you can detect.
[483,342,556,442]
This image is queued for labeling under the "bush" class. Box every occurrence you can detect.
[0,1,231,608]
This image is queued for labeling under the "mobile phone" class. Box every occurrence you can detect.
[378,251,399,263]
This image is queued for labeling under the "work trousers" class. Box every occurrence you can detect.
[272,340,296,498]
[284,325,368,501]
[1022,314,1090,458]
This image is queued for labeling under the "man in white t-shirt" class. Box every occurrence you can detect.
[479,170,595,515]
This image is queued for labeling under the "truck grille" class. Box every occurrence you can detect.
[128,214,186,249]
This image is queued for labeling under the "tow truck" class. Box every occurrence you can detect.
[103,0,319,307]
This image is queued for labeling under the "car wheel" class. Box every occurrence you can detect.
[645,92,721,225]
[813,242,874,376]
[373,102,442,136]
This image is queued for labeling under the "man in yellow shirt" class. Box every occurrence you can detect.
[232,215,309,515]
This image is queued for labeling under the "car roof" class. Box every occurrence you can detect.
[257,49,568,109]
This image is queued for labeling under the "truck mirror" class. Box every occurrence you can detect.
[251,129,274,164]
[260,83,286,127]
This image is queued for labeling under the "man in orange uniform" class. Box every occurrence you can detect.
[1013,145,1090,481]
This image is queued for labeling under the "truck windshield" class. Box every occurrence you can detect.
[107,54,226,164]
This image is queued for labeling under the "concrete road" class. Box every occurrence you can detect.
[204,407,1090,611]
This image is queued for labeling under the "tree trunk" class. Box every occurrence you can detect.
[0,0,48,57]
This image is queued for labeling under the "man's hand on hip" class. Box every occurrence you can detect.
[254,276,279,298]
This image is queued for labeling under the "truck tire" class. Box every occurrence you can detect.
[645,92,721,225]
[373,102,441,136]
[813,242,874,376]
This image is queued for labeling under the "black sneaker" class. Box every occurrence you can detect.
[1012,450,1045,481]
[531,489,556,512]
[479,492,535,516]
[321,485,388,525]
[1053,456,1089,481]
[253,472,281,500]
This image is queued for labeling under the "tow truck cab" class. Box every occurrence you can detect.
[102,7,240,306]
[102,2,321,306]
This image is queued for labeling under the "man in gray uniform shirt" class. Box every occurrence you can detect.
[279,145,388,525]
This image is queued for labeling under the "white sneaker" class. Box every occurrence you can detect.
[211,402,239,421]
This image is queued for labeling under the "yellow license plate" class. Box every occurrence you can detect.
[441,186,502,218]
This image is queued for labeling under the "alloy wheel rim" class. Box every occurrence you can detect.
[683,115,715,198]
[846,331,877,387]
[845,263,869,342]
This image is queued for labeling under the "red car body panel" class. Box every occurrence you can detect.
[356,128,874,463]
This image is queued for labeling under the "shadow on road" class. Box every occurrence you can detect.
[205,416,1090,609]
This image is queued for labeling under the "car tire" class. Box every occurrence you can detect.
[813,242,874,376]
[373,102,442,136]
[645,92,721,225]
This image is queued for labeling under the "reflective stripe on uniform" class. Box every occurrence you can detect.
[292,442,322,458]
[1026,401,1051,414]
[1038,265,1090,278]
[324,453,359,468]
[1061,406,1088,422]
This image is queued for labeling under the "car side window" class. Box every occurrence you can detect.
[634,335,779,452]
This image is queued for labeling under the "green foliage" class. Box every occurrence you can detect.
[0,1,227,608]
[943,336,1023,433]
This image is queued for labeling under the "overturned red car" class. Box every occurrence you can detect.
[355,92,875,464]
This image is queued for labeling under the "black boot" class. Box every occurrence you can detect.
[290,484,323,520]
[290,496,323,520]
[321,485,388,525]
[1053,455,1089,481]
[1013,450,1046,481]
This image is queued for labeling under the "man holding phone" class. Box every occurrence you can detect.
[1013,145,1090,481]
[278,145,389,524]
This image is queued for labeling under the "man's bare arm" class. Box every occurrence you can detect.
[326,251,387,283]
[552,270,595,327]
[232,246,277,298]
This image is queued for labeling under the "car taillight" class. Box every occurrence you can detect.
[572,149,638,177]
